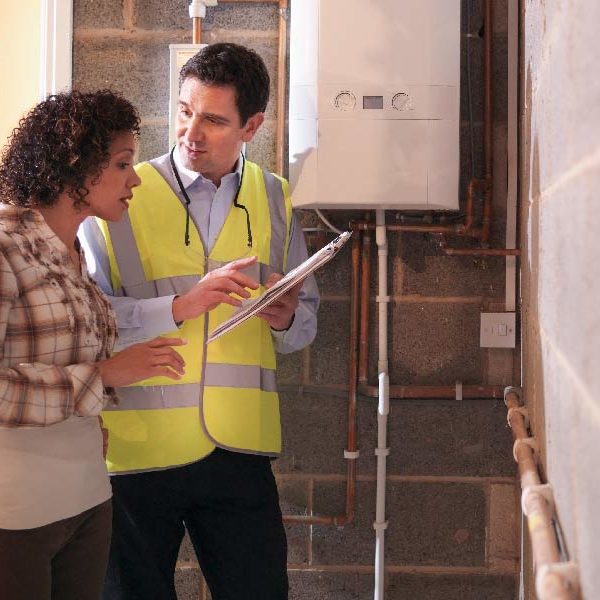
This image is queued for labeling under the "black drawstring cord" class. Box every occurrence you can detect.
[233,153,252,248]
[169,146,252,249]
[169,146,192,246]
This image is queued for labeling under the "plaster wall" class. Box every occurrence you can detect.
[520,1,600,598]
[0,1,41,146]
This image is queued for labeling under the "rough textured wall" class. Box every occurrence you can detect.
[521,1,600,598]
[73,1,519,598]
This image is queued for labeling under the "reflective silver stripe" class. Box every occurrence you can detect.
[104,383,200,411]
[155,275,200,297]
[262,169,287,274]
[204,363,277,393]
[106,212,146,286]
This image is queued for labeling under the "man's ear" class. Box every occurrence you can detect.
[241,112,264,143]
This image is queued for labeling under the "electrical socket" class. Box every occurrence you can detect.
[480,312,516,348]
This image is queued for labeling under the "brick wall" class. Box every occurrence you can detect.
[73,1,520,598]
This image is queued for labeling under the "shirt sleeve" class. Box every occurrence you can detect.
[0,252,106,427]
[78,218,179,349]
[271,212,320,354]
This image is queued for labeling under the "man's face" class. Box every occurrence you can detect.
[175,78,264,186]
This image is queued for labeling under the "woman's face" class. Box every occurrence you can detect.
[84,131,141,222]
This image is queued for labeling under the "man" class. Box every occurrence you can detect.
[80,43,319,600]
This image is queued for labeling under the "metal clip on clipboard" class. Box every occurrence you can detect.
[207,230,352,343]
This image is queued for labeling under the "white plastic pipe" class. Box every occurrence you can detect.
[189,0,207,19]
[373,210,390,600]
[189,0,218,19]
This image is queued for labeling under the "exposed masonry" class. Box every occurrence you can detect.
[73,0,520,598]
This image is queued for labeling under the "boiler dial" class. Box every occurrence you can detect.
[392,92,413,111]
[334,91,356,111]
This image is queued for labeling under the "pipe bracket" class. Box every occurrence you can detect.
[535,561,580,598]
[504,385,523,406]
[373,521,389,531]
[375,295,390,303]
[344,450,360,459]
[374,448,390,457]
[513,436,539,463]
[455,381,463,401]
[522,483,554,517]
[507,406,530,429]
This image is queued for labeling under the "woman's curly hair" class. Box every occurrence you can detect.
[0,89,140,209]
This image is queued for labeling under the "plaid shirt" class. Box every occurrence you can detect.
[0,204,116,427]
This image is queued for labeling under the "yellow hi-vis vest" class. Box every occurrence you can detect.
[98,160,293,474]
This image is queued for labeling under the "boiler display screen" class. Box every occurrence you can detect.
[363,96,383,109]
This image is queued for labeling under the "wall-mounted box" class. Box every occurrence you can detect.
[289,0,461,210]
[480,313,517,348]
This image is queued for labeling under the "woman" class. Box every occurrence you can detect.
[0,90,185,600]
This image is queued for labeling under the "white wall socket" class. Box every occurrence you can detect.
[480,312,516,348]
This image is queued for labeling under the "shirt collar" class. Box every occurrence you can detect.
[172,146,243,190]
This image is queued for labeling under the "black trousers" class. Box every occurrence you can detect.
[103,448,288,600]
[0,500,112,600]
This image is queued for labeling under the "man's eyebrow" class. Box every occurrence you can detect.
[177,101,229,122]
[204,112,230,123]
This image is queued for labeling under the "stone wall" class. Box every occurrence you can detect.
[521,1,600,598]
[73,1,520,598]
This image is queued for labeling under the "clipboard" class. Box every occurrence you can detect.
[207,230,352,344]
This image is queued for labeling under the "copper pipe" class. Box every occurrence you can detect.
[359,384,505,399]
[352,222,461,234]
[358,229,371,385]
[437,234,520,256]
[505,391,576,600]
[481,0,494,244]
[342,230,361,525]
[441,247,520,256]
[283,232,361,526]
[460,178,487,234]
[192,17,201,44]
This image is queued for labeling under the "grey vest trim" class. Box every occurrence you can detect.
[204,363,277,393]
[104,383,200,411]
[105,364,276,411]
[262,169,287,274]
[121,274,202,301]
[106,211,146,287]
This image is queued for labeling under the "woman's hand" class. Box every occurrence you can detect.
[96,337,186,388]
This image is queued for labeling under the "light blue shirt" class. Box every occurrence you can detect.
[79,149,319,354]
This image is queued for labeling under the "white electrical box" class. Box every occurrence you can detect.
[480,313,517,348]
[168,43,206,149]
[289,0,461,210]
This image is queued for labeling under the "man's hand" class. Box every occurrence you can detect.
[257,273,301,331]
[172,256,259,323]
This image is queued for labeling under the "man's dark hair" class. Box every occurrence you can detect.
[0,89,140,209]
[180,42,270,125]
